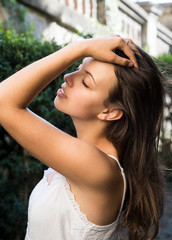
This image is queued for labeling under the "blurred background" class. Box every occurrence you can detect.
[0,0,172,239]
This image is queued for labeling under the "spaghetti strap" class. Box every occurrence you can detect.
[108,154,123,171]
[108,154,127,214]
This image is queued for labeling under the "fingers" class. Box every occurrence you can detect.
[123,45,138,68]
[83,35,140,68]
[124,38,141,57]
[110,52,134,67]
[116,37,139,68]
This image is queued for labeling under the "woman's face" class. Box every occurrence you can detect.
[54,57,117,121]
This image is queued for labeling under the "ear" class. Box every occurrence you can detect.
[97,108,123,121]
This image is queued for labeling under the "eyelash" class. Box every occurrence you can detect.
[76,67,89,88]
[82,80,89,88]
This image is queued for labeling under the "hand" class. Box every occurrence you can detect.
[83,35,139,68]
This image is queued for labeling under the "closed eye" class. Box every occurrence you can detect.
[82,80,89,88]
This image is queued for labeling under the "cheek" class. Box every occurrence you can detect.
[74,92,105,118]
[54,89,107,120]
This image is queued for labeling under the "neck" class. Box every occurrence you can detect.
[72,117,118,158]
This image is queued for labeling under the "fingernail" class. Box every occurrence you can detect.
[128,62,134,67]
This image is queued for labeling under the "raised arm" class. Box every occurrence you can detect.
[0,41,83,109]
[0,36,138,109]
[0,36,138,185]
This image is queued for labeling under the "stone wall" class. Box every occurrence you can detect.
[18,0,100,44]
[2,0,172,56]
[136,1,172,55]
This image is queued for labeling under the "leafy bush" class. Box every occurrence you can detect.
[1,0,27,33]
[158,53,172,66]
[0,27,79,240]
[156,53,172,78]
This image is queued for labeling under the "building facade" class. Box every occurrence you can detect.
[13,0,172,57]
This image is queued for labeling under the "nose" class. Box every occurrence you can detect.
[64,73,73,87]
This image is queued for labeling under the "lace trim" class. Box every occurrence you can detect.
[44,168,63,185]
[63,178,118,230]
[63,178,92,227]
[44,168,56,179]
[44,168,120,229]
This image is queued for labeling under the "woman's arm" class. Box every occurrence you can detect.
[0,42,83,109]
[0,37,137,186]
[0,37,138,109]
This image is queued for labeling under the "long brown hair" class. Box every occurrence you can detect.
[106,48,165,239]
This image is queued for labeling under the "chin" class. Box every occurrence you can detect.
[54,97,62,111]
[53,97,68,115]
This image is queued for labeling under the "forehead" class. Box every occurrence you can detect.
[82,57,117,87]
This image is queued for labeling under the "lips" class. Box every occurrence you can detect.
[57,86,67,98]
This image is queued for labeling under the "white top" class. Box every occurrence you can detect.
[25,155,126,240]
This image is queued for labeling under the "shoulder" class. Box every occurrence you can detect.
[70,152,124,191]
[103,155,124,190]
[66,154,125,225]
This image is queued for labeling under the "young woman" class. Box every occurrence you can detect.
[0,36,165,240]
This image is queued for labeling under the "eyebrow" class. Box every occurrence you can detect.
[84,70,96,85]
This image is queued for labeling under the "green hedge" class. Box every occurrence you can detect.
[0,27,79,240]
[156,53,172,78]
[158,53,172,66]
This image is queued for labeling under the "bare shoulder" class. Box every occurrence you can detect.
[69,152,124,191]
[66,154,125,226]
[102,154,125,190]
[0,108,121,187]
[64,143,123,188]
